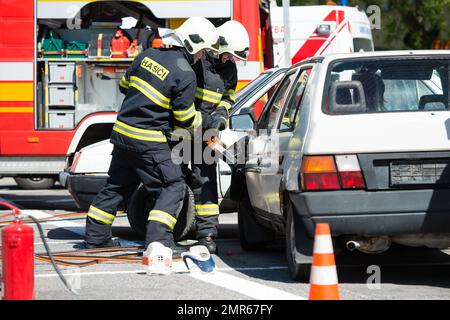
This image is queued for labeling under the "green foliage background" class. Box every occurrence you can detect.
[276,0,450,49]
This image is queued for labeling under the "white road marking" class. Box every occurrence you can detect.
[188,271,306,300]
[34,241,79,246]
[36,270,146,278]
[22,210,141,247]
[22,210,86,237]
[35,266,290,278]
[46,199,76,203]
[29,210,306,300]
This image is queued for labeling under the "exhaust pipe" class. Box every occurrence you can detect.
[346,240,361,252]
[345,237,391,254]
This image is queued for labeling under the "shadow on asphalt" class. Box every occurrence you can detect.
[5,187,450,290]
[218,233,450,289]
[0,194,80,212]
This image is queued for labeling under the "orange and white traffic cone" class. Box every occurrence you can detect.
[309,223,340,300]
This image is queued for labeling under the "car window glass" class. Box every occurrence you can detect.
[261,71,297,130]
[235,71,272,100]
[324,59,448,115]
[249,80,282,120]
[279,69,311,131]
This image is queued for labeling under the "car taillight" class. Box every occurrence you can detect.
[301,155,366,191]
[335,155,366,189]
[301,156,340,191]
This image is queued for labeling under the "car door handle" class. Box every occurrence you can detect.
[245,166,262,173]
[246,168,262,173]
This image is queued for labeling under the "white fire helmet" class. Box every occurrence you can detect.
[217,20,250,61]
[175,17,220,55]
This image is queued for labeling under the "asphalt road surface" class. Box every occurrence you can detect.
[1,178,450,300]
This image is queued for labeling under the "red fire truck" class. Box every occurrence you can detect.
[0,0,272,189]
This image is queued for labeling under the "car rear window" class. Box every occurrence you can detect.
[323,58,450,115]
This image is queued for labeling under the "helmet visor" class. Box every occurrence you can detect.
[210,38,220,52]
[233,48,249,61]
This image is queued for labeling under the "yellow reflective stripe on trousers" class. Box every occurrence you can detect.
[195,87,222,104]
[113,120,167,142]
[129,76,171,109]
[173,103,196,122]
[148,210,177,230]
[120,76,130,89]
[88,206,116,225]
[195,204,220,216]
[189,111,202,129]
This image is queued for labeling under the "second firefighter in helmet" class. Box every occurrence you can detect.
[82,17,219,261]
[190,20,250,254]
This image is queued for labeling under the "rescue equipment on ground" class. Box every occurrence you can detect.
[2,220,35,300]
[111,29,130,58]
[0,201,78,299]
[181,245,216,273]
[143,242,173,275]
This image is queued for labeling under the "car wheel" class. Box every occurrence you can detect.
[127,184,196,242]
[14,177,55,190]
[286,204,311,282]
[238,190,274,251]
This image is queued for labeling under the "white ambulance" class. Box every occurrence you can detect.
[270,1,374,67]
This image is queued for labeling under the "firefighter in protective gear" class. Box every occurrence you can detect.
[188,20,250,254]
[81,17,219,254]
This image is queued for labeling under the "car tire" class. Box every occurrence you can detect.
[127,184,196,242]
[14,177,55,190]
[286,203,311,282]
[238,190,274,251]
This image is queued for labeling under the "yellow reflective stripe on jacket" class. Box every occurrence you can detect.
[88,206,116,225]
[195,87,222,104]
[173,103,196,122]
[120,76,130,89]
[129,76,171,109]
[113,120,167,142]
[189,111,202,129]
[217,100,232,111]
[148,210,177,230]
[223,89,236,103]
[195,204,220,216]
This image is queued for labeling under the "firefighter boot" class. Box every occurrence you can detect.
[76,238,121,250]
[197,236,218,254]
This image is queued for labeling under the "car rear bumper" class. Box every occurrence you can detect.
[289,189,450,238]
[67,174,108,210]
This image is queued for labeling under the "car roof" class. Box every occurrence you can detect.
[288,50,450,70]
[321,50,450,62]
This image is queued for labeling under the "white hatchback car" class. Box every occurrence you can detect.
[229,51,450,281]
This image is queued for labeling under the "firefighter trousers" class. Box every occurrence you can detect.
[182,141,220,239]
[85,144,185,248]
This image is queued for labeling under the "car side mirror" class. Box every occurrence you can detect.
[329,81,367,114]
[230,113,256,131]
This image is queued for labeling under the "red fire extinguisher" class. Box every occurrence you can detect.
[1,219,34,300]
[111,29,130,58]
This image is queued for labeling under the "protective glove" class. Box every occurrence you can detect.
[210,106,229,131]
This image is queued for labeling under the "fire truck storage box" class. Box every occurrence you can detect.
[66,41,88,58]
[48,62,76,84]
[48,110,75,129]
[42,32,65,58]
[48,84,75,107]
